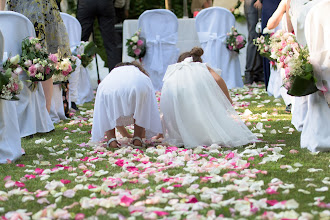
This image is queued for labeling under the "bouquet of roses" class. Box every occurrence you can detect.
[126,29,146,60]
[269,30,317,96]
[230,0,246,23]
[0,55,24,100]
[20,37,54,82]
[52,55,77,83]
[254,34,272,60]
[74,41,97,68]
[226,26,246,53]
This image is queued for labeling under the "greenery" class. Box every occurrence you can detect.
[1,84,329,219]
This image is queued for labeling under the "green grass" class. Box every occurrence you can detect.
[0,84,329,219]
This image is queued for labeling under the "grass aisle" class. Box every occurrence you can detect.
[0,84,329,220]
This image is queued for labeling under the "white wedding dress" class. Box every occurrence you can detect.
[300,0,330,152]
[160,58,257,148]
[91,65,162,142]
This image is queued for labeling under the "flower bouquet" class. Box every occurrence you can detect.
[253,33,277,69]
[126,29,146,60]
[20,37,54,82]
[226,26,246,53]
[230,0,246,23]
[0,56,24,100]
[269,30,318,96]
[52,55,77,84]
[74,41,97,68]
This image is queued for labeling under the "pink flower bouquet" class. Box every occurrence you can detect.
[74,41,97,68]
[20,37,54,82]
[226,26,246,53]
[52,55,77,84]
[126,29,146,60]
[0,55,24,100]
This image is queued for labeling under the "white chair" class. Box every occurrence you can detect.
[0,11,54,137]
[300,0,330,152]
[60,12,94,105]
[138,9,179,91]
[195,7,244,89]
[0,29,22,163]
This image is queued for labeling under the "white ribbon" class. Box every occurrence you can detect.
[197,32,227,68]
[163,57,194,81]
[146,33,177,74]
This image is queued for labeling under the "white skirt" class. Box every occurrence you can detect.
[300,92,330,152]
[91,65,162,142]
[15,74,54,138]
[49,84,67,124]
[160,58,257,148]
[0,99,21,163]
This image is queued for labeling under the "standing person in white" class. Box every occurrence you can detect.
[91,62,162,148]
[160,47,257,148]
[300,0,330,152]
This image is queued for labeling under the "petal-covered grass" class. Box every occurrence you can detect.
[0,84,329,220]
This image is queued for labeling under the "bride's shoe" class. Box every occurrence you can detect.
[131,136,145,149]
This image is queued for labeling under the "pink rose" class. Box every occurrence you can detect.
[137,39,144,46]
[62,65,72,76]
[236,35,244,44]
[48,53,58,63]
[237,43,244,49]
[228,45,233,50]
[28,64,37,77]
[134,48,141,56]
[35,43,42,50]
[11,83,19,92]
[45,66,51,75]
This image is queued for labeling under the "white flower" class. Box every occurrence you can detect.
[10,54,20,65]
[131,36,139,43]
[60,58,71,71]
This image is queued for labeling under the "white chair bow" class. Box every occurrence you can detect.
[147,33,178,75]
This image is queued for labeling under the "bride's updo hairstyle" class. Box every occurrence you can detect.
[115,61,149,77]
[177,47,204,63]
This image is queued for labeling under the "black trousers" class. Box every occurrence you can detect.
[244,0,264,84]
[77,0,117,70]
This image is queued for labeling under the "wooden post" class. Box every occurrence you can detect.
[165,0,171,10]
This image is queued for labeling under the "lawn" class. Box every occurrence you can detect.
[0,84,329,220]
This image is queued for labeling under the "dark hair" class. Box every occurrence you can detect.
[177,47,204,63]
[114,61,149,77]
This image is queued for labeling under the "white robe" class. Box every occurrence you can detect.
[91,65,162,142]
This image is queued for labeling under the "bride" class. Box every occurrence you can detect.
[160,47,257,148]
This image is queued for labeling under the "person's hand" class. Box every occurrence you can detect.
[254,0,262,9]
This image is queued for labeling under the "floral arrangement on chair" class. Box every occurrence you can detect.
[51,55,77,84]
[74,41,97,68]
[226,26,246,53]
[268,30,318,96]
[20,37,54,82]
[126,29,146,60]
[230,0,246,23]
[0,55,24,100]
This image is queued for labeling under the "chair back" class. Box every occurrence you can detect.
[195,7,243,89]
[0,11,35,56]
[60,12,82,51]
[305,0,330,91]
[138,9,179,91]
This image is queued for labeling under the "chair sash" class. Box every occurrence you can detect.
[197,31,227,68]
[146,33,177,74]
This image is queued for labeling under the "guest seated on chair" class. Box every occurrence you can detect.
[160,47,257,148]
[91,61,162,149]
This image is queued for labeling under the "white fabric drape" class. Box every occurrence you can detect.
[300,0,330,152]
[289,0,325,131]
[0,29,21,163]
[138,9,179,91]
[91,66,162,142]
[0,11,54,137]
[161,58,257,148]
[60,12,94,105]
[195,7,244,89]
[49,84,67,123]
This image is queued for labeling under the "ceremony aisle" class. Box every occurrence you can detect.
[0,84,329,219]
